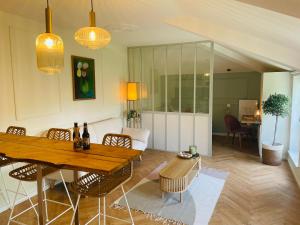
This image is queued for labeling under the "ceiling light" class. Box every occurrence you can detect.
[74,0,111,49]
[36,0,64,74]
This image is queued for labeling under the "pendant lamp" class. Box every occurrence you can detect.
[74,0,111,49]
[36,0,64,74]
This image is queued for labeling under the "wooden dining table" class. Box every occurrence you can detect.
[0,132,142,225]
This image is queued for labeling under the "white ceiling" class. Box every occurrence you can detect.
[235,0,300,19]
[0,0,298,72]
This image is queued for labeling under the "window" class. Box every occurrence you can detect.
[141,47,153,111]
[128,42,213,114]
[167,45,180,112]
[196,42,211,113]
[153,47,166,112]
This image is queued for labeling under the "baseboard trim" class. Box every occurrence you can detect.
[212,132,228,136]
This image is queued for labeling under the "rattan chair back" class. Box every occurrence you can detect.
[6,126,26,136]
[1,126,26,167]
[46,128,71,141]
[102,133,132,149]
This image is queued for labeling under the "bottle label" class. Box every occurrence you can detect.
[83,137,90,150]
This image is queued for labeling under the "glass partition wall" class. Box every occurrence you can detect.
[128,41,214,155]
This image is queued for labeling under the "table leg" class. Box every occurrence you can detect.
[37,164,45,225]
[73,170,79,225]
[197,160,201,177]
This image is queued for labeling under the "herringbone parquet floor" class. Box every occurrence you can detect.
[1,138,299,225]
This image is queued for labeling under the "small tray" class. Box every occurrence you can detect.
[177,151,193,159]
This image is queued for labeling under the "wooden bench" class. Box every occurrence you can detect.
[159,156,201,203]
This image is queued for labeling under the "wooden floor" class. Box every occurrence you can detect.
[1,138,300,225]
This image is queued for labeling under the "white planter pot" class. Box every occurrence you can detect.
[262,142,284,166]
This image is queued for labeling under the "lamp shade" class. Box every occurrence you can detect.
[74,2,111,49]
[36,33,64,74]
[74,26,111,49]
[36,1,64,74]
[127,82,137,101]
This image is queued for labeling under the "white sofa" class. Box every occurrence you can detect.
[46,118,150,184]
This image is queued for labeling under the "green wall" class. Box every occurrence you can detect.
[213,72,261,133]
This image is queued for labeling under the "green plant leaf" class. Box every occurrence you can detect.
[262,93,289,117]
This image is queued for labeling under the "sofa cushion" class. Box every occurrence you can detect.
[91,118,123,143]
[122,128,150,144]
[132,139,147,151]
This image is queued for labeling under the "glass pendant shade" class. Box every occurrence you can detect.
[36,33,64,74]
[74,0,111,49]
[74,26,111,49]
[36,1,64,74]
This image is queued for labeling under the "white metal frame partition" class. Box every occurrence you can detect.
[289,74,300,166]
[128,41,214,156]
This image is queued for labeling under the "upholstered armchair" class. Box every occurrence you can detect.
[122,127,150,160]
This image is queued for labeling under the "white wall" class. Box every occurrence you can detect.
[261,72,292,158]
[0,10,127,211]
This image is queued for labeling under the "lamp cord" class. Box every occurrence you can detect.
[91,0,94,11]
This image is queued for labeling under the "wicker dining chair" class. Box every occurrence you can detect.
[8,128,74,225]
[69,134,134,225]
[47,128,71,141]
[102,133,132,149]
[6,126,26,136]
[0,126,26,208]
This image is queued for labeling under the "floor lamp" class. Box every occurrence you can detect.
[127,82,138,128]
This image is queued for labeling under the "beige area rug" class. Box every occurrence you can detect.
[113,162,229,225]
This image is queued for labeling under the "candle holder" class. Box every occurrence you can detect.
[189,145,197,156]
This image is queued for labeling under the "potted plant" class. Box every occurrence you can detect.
[262,93,289,166]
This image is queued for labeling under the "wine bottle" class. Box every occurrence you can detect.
[82,122,90,150]
[73,122,81,150]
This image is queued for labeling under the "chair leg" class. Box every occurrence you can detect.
[60,171,74,210]
[102,196,105,225]
[239,133,242,148]
[70,195,81,225]
[8,180,39,225]
[121,185,134,225]
[0,169,11,208]
[139,155,142,161]
[232,133,235,145]
[8,181,21,225]
[20,182,38,217]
